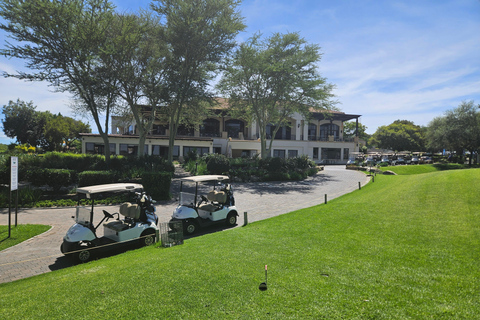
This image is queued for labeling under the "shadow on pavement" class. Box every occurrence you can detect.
[234,172,338,195]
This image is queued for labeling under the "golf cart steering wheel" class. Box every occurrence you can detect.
[103,210,114,221]
[201,195,208,203]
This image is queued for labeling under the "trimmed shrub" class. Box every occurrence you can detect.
[78,171,118,187]
[44,169,76,192]
[205,154,230,175]
[141,171,172,201]
[264,171,290,181]
[261,157,287,173]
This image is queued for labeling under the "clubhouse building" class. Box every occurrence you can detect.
[80,99,362,164]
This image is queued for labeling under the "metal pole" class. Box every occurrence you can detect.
[359,182,361,190]
[8,189,11,238]
[243,212,248,226]
[324,194,327,204]
[15,188,18,226]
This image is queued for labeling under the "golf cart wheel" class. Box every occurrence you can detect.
[76,242,94,263]
[226,212,237,226]
[184,220,197,235]
[140,229,156,247]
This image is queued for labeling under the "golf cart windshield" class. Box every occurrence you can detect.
[179,192,196,206]
[75,206,91,226]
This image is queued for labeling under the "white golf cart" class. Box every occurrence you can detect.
[169,175,238,235]
[61,183,159,262]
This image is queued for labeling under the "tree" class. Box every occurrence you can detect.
[151,0,245,163]
[0,0,117,161]
[2,99,51,147]
[43,114,91,151]
[107,12,169,158]
[343,121,369,141]
[369,120,426,152]
[427,100,480,164]
[217,32,336,158]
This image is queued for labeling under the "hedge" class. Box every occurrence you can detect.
[78,171,119,187]
[141,171,172,201]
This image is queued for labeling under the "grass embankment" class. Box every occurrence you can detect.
[1,169,479,319]
[0,224,51,251]
[380,163,478,175]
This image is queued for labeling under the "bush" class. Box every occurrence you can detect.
[205,154,230,175]
[264,171,290,181]
[44,169,76,192]
[78,171,118,187]
[141,171,172,201]
[261,157,286,173]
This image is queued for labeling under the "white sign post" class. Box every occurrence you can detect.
[9,157,19,237]
[11,156,18,191]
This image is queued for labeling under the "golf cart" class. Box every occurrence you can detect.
[61,183,159,262]
[169,175,238,235]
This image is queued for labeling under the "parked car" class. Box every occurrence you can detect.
[395,157,405,165]
[411,157,419,164]
[61,183,159,262]
[380,158,391,165]
[420,156,433,164]
[169,175,238,235]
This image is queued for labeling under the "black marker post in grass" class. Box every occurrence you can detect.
[259,265,268,291]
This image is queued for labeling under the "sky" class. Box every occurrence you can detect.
[0,0,479,144]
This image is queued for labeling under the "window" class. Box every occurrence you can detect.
[267,123,292,140]
[321,148,341,160]
[241,150,251,157]
[200,118,220,137]
[120,144,138,156]
[273,149,286,158]
[184,146,210,157]
[320,123,340,140]
[308,123,317,140]
[225,119,244,138]
[343,148,349,160]
[152,145,179,158]
[86,142,95,154]
[288,150,298,158]
[151,124,167,135]
[313,147,319,160]
[86,143,115,155]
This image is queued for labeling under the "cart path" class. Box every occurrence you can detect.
[0,166,369,284]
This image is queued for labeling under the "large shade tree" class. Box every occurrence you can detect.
[427,100,480,164]
[43,114,91,151]
[217,32,336,158]
[151,0,245,163]
[369,120,426,152]
[1,99,49,147]
[0,0,117,161]
[107,12,169,158]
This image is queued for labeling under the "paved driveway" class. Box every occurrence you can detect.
[0,166,369,284]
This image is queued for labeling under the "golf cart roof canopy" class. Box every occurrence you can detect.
[76,183,144,195]
[180,175,229,183]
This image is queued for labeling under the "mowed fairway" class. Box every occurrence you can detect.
[1,169,479,319]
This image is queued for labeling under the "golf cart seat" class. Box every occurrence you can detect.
[119,202,141,220]
[104,202,140,232]
[198,190,226,212]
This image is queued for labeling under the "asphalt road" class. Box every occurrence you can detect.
[0,166,370,284]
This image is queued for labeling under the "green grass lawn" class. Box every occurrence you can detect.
[1,169,479,319]
[380,163,478,175]
[0,224,51,251]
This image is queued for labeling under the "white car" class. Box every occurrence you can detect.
[61,183,159,262]
[169,175,238,235]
